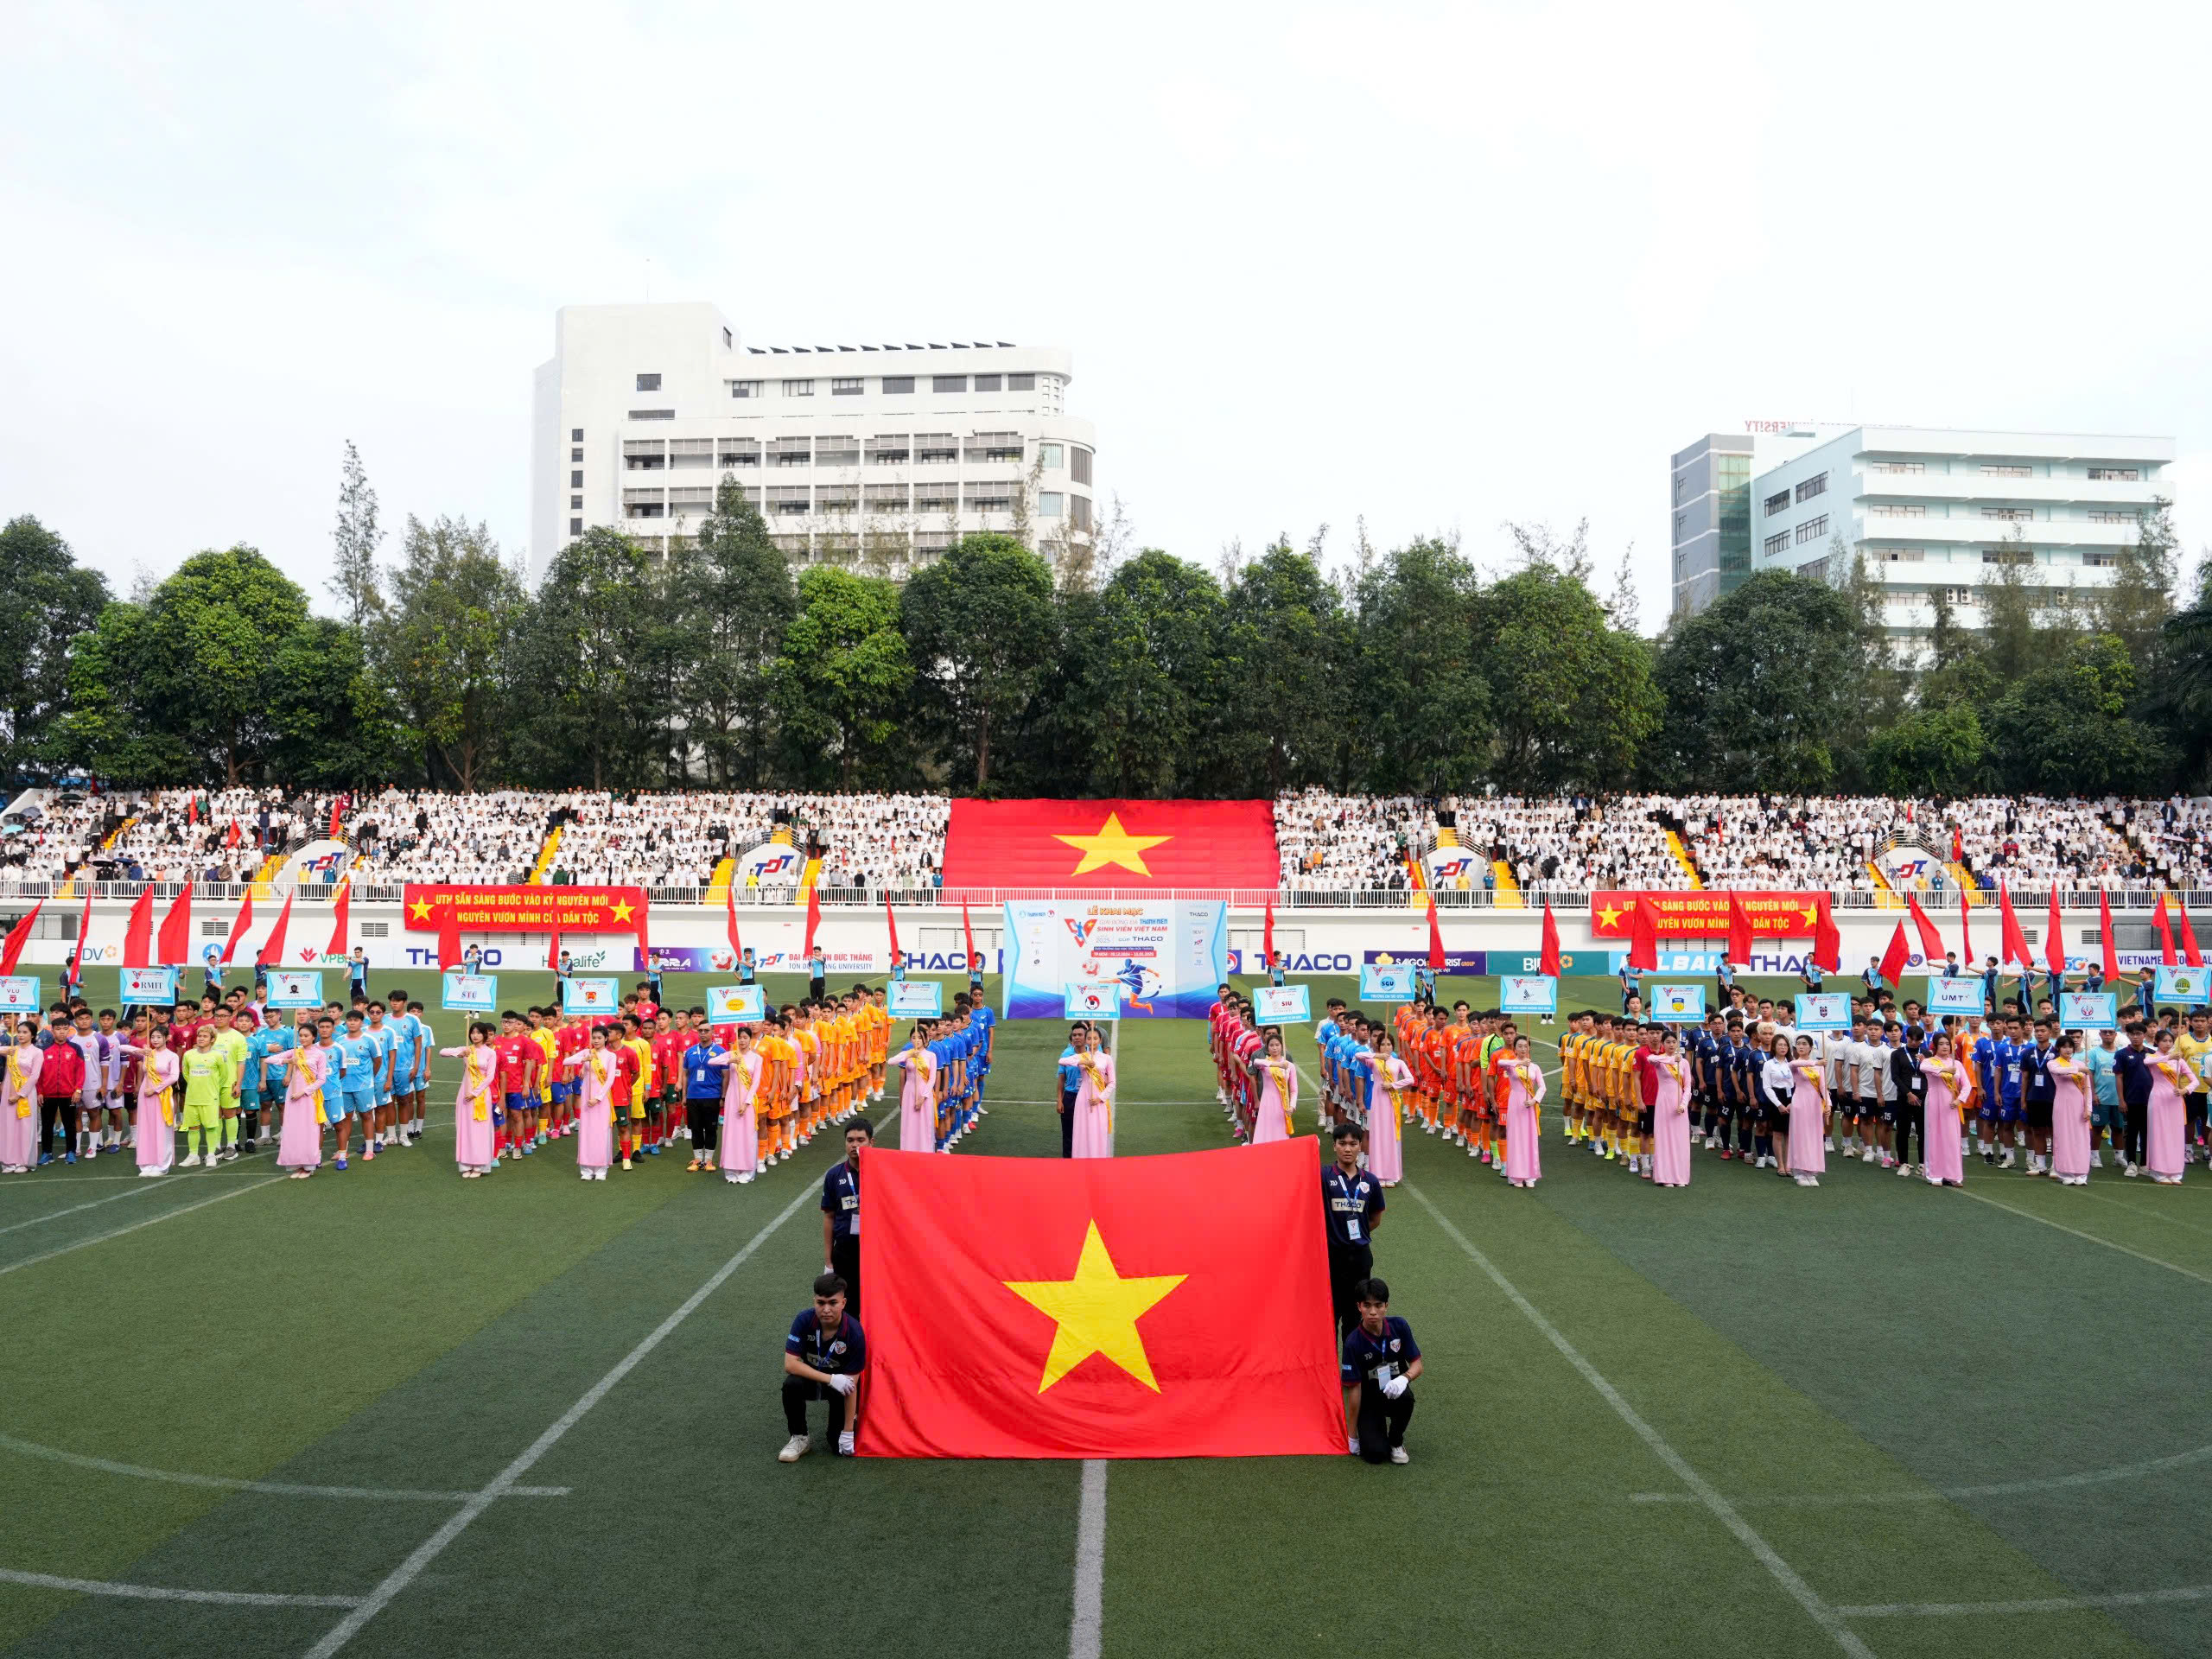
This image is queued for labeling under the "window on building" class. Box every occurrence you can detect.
[1982,506,2033,521]
[883,376,915,394]
[570,469,582,488]
[783,379,814,396]
[1764,531,1790,557]
[1764,490,1790,517]
[569,494,582,510]
[2083,551,2119,568]
[815,436,860,467]
[832,378,863,396]
[731,380,762,399]
[570,446,582,462]
[1038,492,1065,518]
[767,486,810,516]
[636,372,662,391]
[967,431,1023,462]
[866,435,911,464]
[1796,473,1828,504]
[2087,509,2140,524]
[1870,460,1924,474]
[1795,556,1831,580]
[913,481,958,511]
[767,437,811,467]
[963,481,1016,512]
[718,439,761,467]
[572,428,584,442]
[1877,548,1925,562]
[932,375,968,393]
[1039,442,1064,468]
[1674,475,1686,504]
[2088,467,2140,481]
[1070,495,1093,531]
[915,433,958,464]
[1071,447,1093,486]
[974,373,1001,392]
[627,409,674,421]
[1980,463,2031,477]
[1007,373,1036,391]
[1982,547,2035,565]
[570,518,583,536]
[1794,514,1828,545]
[864,484,909,512]
[1869,504,1927,517]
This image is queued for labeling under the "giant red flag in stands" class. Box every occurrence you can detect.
[860,1138,1344,1459]
[941,799,1278,890]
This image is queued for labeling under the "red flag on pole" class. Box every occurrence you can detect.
[256,889,294,968]
[324,877,351,961]
[884,894,901,971]
[1627,895,1658,973]
[1726,890,1754,969]
[1879,919,1911,988]
[634,895,652,977]
[546,924,562,974]
[1812,895,1842,974]
[186,794,198,828]
[1959,880,1974,963]
[725,880,742,964]
[2179,903,2203,969]
[1906,889,1945,960]
[67,887,93,983]
[157,880,194,967]
[1262,899,1275,975]
[803,885,823,961]
[0,898,44,976]
[437,904,461,971]
[121,884,156,969]
[1425,894,1446,971]
[2099,889,2121,982]
[961,899,978,976]
[1539,902,1562,979]
[857,1137,1345,1459]
[1998,878,2033,969]
[219,887,254,965]
[327,796,344,840]
[2152,892,2178,967]
[2045,887,2068,980]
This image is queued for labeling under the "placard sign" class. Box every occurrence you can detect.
[2154,965,2211,1007]
[119,967,179,1006]
[0,976,38,1014]
[886,982,943,1019]
[1926,976,1985,1015]
[1647,983,1707,1023]
[1064,982,1123,1019]
[1498,976,1559,1017]
[442,972,498,1013]
[1360,964,1415,1003]
[1795,992,1852,1032]
[704,984,767,1023]
[561,976,620,1016]
[2057,992,2118,1031]
[266,970,324,1010]
[1252,984,1311,1025]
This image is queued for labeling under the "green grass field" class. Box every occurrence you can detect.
[2,968,2208,1659]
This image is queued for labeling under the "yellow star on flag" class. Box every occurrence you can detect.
[1799,904,1820,927]
[1002,1220,1187,1393]
[1053,811,1173,877]
[609,899,635,922]
[1596,903,1624,928]
[409,899,434,921]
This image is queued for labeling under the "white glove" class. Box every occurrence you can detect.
[1382,1375,1408,1400]
[827,1372,856,1395]
[1345,1436,1360,1456]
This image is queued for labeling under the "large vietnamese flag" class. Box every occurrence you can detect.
[859,1136,1344,1459]
[939,798,1278,890]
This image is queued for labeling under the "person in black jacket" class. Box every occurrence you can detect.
[1889,1028,1929,1178]
[2113,1021,2156,1174]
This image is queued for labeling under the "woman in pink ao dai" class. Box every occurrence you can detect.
[887,1024,938,1154]
[440,1024,500,1178]
[1919,1032,1972,1187]
[1649,1031,1693,1187]
[1357,1033,1413,1185]
[276,1033,330,1177]
[124,1030,181,1177]
[709,1028,765,1182]
[2047,1035,2093,1185]
[1249,1032,1298,1147]
[1070,1027,1116,1159]
[1502,1034,1546,1188]
[1786,1035,1830,1186]
[0,1027,44,1173]
[561,1031,618,1180]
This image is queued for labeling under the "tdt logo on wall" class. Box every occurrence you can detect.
[736,842,803,884]
[1421,849,1484,889]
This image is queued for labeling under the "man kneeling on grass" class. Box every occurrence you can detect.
[1341,1277,1422,1465]
[781,1271,866,1462]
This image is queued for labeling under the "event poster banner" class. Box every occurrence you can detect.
[706,984,767,1023]
[2156,965,2211,1007]
[1796,993,1853,1031]
[119,967,178,1005]
[1648,983,1707,1023]
[887,982,943,1019]
[1064,982,1124,1019]
[1360,963,1416,1003]
[442,972,497,1013]
[1590,892,1827,938]
[0,976,38,1013]
[267,970,323,1010]
[1927,976,1986,1015]
[1498,975,1559,1017]
[562,976,620,1016]
[1001,899,1227,1020]
[2059,992,2119,1030]
[1252,984,1311,1025]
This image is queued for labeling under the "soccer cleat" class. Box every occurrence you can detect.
[621,1156,632,1171]
[1389,1446,1410,1465]
[779,1435,811,1463]
[180,1152,202,1169]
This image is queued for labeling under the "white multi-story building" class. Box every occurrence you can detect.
[1745,426,2174,656]
[531,302,1097,580]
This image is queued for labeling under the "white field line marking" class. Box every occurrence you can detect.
[1834,1582,2212,1618]
[1630,1437,2212,1506]
[1952,1186,2212,1288]
[1403,1180,1874,1659]
[0,1179,178,1235]
[0,1566,361,1608]
[0,1433,566,1502]
[2072,1186,2212,1237]
[300,1117,886,1659]
[1069,1459,1107,1659]
[0,1147,278,1188]
[0,1178,283,1278]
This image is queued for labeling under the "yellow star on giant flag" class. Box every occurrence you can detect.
[1002,1220,1187,1393]
[1799,905,1820,927]
[1596,904,1624,928]
[609,899,635,922]
[1054,811,1173,877]
[409,899,434,921]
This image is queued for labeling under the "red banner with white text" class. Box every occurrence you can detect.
[401,885,647,932]
[1590,891,1827,938]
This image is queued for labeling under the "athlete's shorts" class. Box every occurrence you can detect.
[1875,1097,1900,1126]
[1997,1096,2023,1124]
[1637,1107,1656,1136]
[2090,1099,2120,1128]
[390,1070,417,1097]
[2024,1096,2055,1131]
[179,1099,220,1132]
[341,1090,375,1120]
[504,1091,528,1119]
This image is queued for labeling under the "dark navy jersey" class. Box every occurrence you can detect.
[2020,1044,2056,1105]
[1322,1165,1383,1247]
[786,1309,867,1375]
[821,1160,861,1239]
[1340,1316,1420,1388]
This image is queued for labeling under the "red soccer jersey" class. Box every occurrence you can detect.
[652,1031,688,1089]
[493,1034,536,1096]
[612,1044,640,1106]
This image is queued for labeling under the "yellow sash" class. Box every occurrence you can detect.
[1266,1060,1294,1137]
[9,1051,29,1117]
[1081,1058,1112,1133]
[470,1049,492,1121]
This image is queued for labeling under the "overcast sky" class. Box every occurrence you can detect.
[4,1,2209,630]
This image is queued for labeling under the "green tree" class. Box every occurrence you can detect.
[1860,702,1986,798]
[0,516,111,776]
[51,601,194,782]
[1058,550,1227,796]
[376,515,526,788]
[1474,563,1658,791]
[507,528,659,788]
[267,617,404,785]
[901,533,1057,790]
[2151,588,2212,788]
[1647,569,1860,791]
[1214,543,1344,794]
[1346,538,1488,792]
[774,566,912,786]
[2094,497,2177,669]
[1983,633,2168,795]
[143,546,314,784]
[683,480,796,785]
[329,441,386,631]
